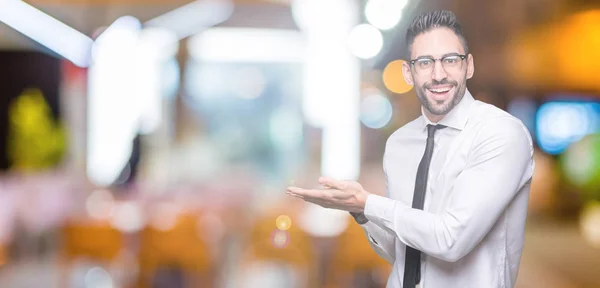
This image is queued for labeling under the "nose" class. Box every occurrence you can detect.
[432,60,447,81]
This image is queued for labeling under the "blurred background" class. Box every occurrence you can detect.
[0,0,599,287]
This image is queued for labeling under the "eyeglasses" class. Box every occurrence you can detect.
[409,54,467,76]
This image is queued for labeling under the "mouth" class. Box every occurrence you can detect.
[426,85,454,101]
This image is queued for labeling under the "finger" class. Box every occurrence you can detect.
[286,187,324,198]
[287,192,305,200]
[287,191,348,211]
[286,192,324,205]
[318,177,347,190]
[305,199,346,211]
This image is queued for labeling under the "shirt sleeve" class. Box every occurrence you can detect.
[363,117,534,263]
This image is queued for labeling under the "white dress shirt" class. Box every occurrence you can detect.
[360,90,535,288]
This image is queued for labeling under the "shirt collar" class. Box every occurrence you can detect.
[420,89,475,131]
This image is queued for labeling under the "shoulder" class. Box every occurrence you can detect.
[385,116,423,146]
[470,101,533,153]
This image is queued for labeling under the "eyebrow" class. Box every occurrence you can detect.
[414,52,462,60]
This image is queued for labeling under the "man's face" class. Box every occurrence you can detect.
[402,28,474,116]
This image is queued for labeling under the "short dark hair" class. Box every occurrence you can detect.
[405,10,469,59]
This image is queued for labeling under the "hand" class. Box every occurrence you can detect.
[286,176,371,213]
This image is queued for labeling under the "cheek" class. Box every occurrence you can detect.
[414,78,429,90]
[450,71,467,83]
[411,73,427,87]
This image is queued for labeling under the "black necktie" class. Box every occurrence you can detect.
[403,124,444,288]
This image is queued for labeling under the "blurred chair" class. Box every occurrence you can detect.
[137,212,215,288]
[325,215,392,288]
[60,220,125,287]
[238,209,316,288]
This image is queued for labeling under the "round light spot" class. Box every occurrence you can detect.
[291,0,355,32]
[382,60,413,94]
[360,93,393,129]
[580,202,600,249]
[84,266,113,288]
[561,134,600,198]
[149,202,180,231]
[110,202,144,233]
[86,189,115,220]
[563,136,596,186]
[347,24,383,60]
[271,230,290,249]
[365,0,407,30]
[276,215,292,231]
[297,204,349,237]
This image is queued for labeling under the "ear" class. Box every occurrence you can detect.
[402,61,414,86]
[466,53,474,79]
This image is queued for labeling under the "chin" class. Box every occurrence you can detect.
[424,100,451,115]
[430,99,450,109]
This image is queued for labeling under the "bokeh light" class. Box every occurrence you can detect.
[561,134,600,197]
[580,201,600,249]
[275,215,292,231]
[231,66,267,99]
[536,101,600,155]
[364,0,407,30]
[271,229,290,249]
[297,203,349,237]
[291,0,356,32]
[84,266,114,288]
[149,202,180,231]
[360,92,393,129]
[553,10,600,91]
[110,202,144,233]
[347,24,383,60]
[382,60,413,94]
[86,189,115,220]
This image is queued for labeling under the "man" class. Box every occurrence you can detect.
[286,10,535,288]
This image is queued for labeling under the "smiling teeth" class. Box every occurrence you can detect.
[430,88,450,93]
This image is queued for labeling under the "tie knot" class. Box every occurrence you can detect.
[427,124,445,138]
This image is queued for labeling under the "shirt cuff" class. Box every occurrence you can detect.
[364,193,396,230]
[349,211,369,224]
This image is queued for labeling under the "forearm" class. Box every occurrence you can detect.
[364,195,465,262]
